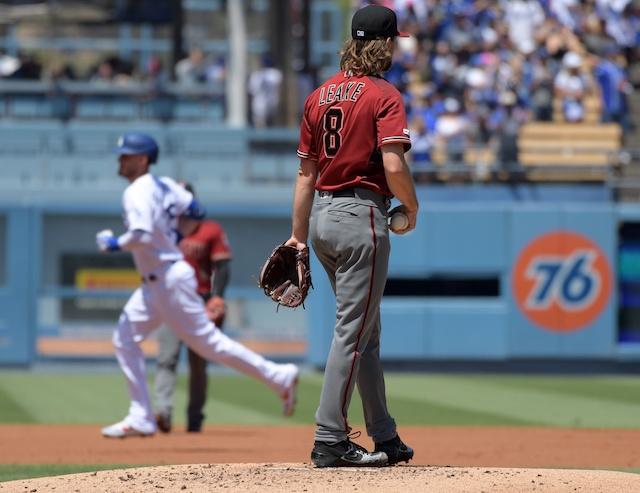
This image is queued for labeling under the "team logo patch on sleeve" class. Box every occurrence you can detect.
[403,128,410,136]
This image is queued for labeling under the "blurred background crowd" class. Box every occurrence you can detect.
[0,0,637,156]
[358,0,639,176]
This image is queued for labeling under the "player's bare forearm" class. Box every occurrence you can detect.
[382,144,419,230]
[287,159,318,249]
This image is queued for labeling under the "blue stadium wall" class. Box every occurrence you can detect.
[1,184,640,367]
[308,199,623,366]
[307,185,640,366]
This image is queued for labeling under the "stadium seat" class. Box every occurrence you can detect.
[1,121,72,155]
[75,97,109,119]
[206,99,225,122]
[246,156,284,183]
[173,97,206,121]
[0,156,46,187]
[0,127,44,155]
[152,155,179,179]
[169,124,248,160]
[66,121,165,155]
[110,97,139,119]
[518,122,622,181]
[74,154,124,185]
[177,158,234,185]
[143,96,174,121]
[9,96,45,118]
[428,143,494,182]
[44,128,72,155]
[46,156,84,187]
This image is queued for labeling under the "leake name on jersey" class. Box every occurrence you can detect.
[318,81,365,106]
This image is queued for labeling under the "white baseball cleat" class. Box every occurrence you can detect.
[282,364,300,417]
[101,421,154,438]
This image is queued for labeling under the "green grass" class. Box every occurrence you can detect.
[381,374,640,428]
[0,464,144,483]
[1,370,639,481]
[1,371,640,427]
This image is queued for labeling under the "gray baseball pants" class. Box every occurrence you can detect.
[155,320,208,426]
[310,187,397,445]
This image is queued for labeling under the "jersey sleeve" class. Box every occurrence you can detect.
[296,94,318,161]
[122,186,153,234]
[376,86,412,151]
[163,176,193,215]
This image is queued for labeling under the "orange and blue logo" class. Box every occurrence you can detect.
[512,231,612,332]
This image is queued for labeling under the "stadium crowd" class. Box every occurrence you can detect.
[357,0,638,176]
[0,0,637,154]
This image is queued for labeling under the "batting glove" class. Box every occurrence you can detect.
[96,229,120,252]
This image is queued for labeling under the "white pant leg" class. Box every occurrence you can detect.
[183,323,291,396]
[156,261,295,397]
[113,286,162,433]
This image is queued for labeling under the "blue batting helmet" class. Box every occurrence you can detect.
[114,132,159,164]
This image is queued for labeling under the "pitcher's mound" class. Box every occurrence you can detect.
[3,463,640,493]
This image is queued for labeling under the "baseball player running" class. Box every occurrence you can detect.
[285,5,418,467]
[97,132,299,438]
[154,182,233,433]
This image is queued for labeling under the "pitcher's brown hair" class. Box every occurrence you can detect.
[339,38,393,76]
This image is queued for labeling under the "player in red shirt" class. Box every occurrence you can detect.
[154,183,233,433]
[286,5,419,467]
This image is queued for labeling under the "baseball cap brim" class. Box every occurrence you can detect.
[113,147,138,155]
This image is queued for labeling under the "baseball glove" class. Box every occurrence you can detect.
[205,296,226,327]
[257,244,312,310]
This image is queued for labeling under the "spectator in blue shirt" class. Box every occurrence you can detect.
[592,44,633,135]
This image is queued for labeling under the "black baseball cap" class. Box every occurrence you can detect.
[351,5,409,40]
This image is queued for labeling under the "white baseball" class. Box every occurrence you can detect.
[390,212,409,231]
[98,229,113,237]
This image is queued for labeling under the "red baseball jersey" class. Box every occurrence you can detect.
[297,71,411,197]
[179,220,232,295]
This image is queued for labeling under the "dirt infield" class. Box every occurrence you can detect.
[1,425,640,492]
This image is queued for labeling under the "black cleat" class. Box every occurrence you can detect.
[374,435,414,465]
[311,439,388,468]
[155,412,172,433]
[187,420,202,433]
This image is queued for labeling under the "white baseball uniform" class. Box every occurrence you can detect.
[110,173,298,433]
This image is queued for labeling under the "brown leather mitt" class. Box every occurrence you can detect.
[257,244,312,310]
[205,295,227,327]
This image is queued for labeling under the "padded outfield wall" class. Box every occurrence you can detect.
[1,184,639,367]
